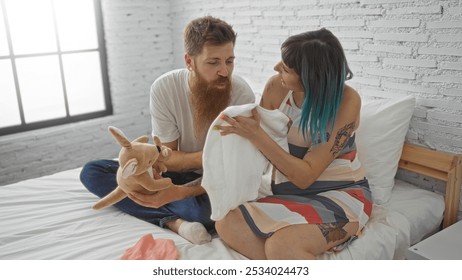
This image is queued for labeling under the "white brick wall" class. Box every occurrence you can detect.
[1,0,461,219]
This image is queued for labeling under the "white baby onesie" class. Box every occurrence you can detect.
[201,103,290,221]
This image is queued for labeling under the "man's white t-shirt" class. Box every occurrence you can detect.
[149,68,255,153]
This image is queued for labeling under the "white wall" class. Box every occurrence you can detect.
[1,0,461,218]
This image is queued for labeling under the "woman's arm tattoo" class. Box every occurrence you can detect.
[330,122,355,157]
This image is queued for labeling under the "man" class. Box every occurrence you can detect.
[80,16,255,244]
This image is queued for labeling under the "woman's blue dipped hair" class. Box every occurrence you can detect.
[281,28,353,144]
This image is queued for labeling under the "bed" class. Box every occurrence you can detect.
[1,96,461,260]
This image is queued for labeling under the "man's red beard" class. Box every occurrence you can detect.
[190,71,231,145]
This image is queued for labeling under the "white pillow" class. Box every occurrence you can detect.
[355,95,415,205]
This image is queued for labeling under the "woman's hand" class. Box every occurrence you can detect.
[216,108,263,141]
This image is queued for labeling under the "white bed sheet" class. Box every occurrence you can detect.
[0,168,444,260]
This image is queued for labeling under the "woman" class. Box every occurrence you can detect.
[215,28,372,259]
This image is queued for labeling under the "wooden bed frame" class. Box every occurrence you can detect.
[399,143,462,228]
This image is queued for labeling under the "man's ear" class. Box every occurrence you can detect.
[184,53,193,70]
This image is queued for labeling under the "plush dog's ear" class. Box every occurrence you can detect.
[121,158,138,178]
[153,136,162,146]
[108,126,131,148]
[153,136,171,159]
[161,148,171,158]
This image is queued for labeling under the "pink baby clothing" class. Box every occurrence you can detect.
[120,234,179,260]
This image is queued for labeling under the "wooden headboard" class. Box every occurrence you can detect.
[398,143,462,228]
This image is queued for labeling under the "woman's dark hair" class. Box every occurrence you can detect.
[281,28,353,144]
[184,16,236,56]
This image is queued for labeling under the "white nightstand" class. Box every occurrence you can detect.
[406,220,462,260]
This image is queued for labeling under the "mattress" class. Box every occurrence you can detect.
[0,168,444,260]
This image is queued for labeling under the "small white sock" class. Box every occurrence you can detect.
[177,221,212,245]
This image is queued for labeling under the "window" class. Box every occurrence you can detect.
[0,0,111,136]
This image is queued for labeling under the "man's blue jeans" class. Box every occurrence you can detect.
[79,159,214,231]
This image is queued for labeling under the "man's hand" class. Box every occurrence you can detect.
[128,185,184,208]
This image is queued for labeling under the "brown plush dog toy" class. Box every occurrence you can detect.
[92,126,172,210]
